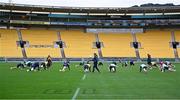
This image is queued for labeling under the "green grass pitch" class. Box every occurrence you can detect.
[0,62,180,99]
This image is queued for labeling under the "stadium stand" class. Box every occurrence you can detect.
[0,29,179,58]
[175,31,180,56]
[21,29,60,58]
[0,29,22,57]
[0,29,97,58]
[137,30,174,58]
[60,30,96,58]
[99,33,135,57]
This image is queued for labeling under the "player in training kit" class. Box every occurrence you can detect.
[40,61,50,70]
[147,54,152,67]
[130,60,135,66]
[27,62,40,72]
[92,53,100,73]
[83,61,91,73]
[140,64,148,73]
[161,61,176,72]
[10,61,32,70]
[151,62,159,68]
[98,61,103,66]
[121,61,128,67]
[46,55,52,69]
[59,60,70,72]
[109,61,117,72]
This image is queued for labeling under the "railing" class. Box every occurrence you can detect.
[0,57,178,62]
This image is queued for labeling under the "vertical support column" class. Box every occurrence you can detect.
[57,32,66,58]
[95,33,103,58]
[16,29,27,60]
[131,32,141,61]
[171,31,179,62]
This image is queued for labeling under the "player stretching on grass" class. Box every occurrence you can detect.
[59,60,70,72]
[10,61,32,70]
[109,61,117,72]
[27,62,40,72]
[140,64,148,73]
[83,61,91,73]
[92,53,100,73]
[160,61,176,72]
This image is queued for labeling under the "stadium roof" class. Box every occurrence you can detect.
[1,0,180,7]
[0,2,180,14]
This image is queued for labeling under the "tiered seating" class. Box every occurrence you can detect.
[21,29,96,58]
[0,29,96,58]
[0,29,22,57]
[21,29,59,57]
[136,30,174,58]
[98,33,135,57]
[0,29,179,58]
[60,30,96,57]
[175,31,180,56]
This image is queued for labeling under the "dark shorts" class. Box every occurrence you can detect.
[147,62,152,65]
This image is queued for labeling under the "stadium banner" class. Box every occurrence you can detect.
[28,45,54,48]
[10,20,50,25]
[50,22,90,26]
[16,43,54,48]
[86,28,144,33]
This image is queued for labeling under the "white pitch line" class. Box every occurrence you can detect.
[81,74,86,80]
[72,74,86,99]
[72,88,80,100]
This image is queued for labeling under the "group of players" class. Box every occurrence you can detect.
[10,55,52,71]
[139,54,176,73]
[10,53,176,73]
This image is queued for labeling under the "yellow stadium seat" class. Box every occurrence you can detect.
[0,29,179,58]
[136,30,174,58]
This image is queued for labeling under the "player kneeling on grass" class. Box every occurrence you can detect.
[76,60,85,67]
[40,61,52,70]
[150,62,159,69]
[140,64,148,73]
[10,61,32,70]
[122,61,128,67]
[59,60,70,72]
[130,60,135,66]
[98,61,103,66]
[109,61,117,72]
[27,62,40,72]
[83,61,91,73]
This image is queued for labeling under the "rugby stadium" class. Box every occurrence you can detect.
[0,1,180,99]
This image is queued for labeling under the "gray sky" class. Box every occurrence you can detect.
[1,0,180,7]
